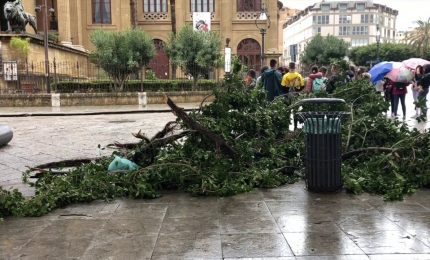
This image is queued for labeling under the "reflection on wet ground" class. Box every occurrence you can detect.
[1,182,430,259]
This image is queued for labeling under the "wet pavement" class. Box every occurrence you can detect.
[1,183,430,259]
[0,99,430,259]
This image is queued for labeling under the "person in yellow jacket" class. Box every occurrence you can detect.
[281,62,305,95]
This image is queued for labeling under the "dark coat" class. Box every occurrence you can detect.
[262,68,282,101]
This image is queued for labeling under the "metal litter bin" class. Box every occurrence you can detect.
[297,98,349,192]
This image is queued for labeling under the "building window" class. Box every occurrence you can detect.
[339,26,350,36]
[338,3,348,12]
[351,38,368,47]
[352,25,368,35]
[339,15,351,24]
[313,26,321,34]
[144,0,168,13]
[313,15,329,25]
[321,4,330,12]
[356,3,365,11]
[191,0,215,12]
[360,14,374,23]
[92,0,111,24]
[237,0,261,12]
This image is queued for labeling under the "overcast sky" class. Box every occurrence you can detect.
[280,0,429,31]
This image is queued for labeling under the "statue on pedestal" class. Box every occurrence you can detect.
[3,0,37,34]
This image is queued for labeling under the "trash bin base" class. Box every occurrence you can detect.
[305,133,342,192]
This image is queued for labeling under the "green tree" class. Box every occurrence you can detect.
[9,37,30,67]
[300,34,349,66]
[89,28,155,91]
[349,43,417,66]
[408,18,430,57]
[166,25,222,88]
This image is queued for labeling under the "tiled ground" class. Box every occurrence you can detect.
[1,101,430,259]
[1,184,430,259]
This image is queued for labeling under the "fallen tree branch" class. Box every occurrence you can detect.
[132,130,193,165]
[107,142,139,149]
[342,147,397,160]
[166,96,238,159]
[198,94,214,113]
[28,158,99,170]
[151,121,177,141]
[26,158,101,178]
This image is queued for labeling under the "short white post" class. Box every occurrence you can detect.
[138,92,147,107]
[51,93,61,107]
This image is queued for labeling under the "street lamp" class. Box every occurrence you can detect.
[35,0,55,93]
[376,26,381,63]
[255,3,270,68]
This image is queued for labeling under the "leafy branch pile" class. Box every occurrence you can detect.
[1,68,430,219]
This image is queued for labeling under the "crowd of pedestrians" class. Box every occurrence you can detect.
[383,64,430,120]
[244,59,429,121]
[251,59,355,102]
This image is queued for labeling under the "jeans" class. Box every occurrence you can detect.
[418,88,429,117]
[392,94,406,117]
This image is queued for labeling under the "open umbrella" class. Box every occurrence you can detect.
[369,61,402,84]
[385,66,414,83]
[402,58,430,70]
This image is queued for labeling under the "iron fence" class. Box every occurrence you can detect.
[0,60,221,94]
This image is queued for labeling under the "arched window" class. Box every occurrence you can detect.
[237,38,261,72]
[92,0,111,24]
[237,0,261,12]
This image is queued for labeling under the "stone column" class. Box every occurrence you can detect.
[220,0,233,48]
[57,0,72,46]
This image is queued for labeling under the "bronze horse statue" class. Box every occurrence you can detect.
[3,0,37,33]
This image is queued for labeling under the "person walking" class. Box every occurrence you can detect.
[412,65,424,117]
[305,66,320,93]
[244,69,256,90]
[256,66,269,88]
[281,62,304,95]
[261,59,282,101]
[383,78,395,117]
[391,81,409,119]
[417,65,430,120]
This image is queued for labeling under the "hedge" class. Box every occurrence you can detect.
[51,80,221,93]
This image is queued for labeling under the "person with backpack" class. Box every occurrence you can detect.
[262,59,282,101]
[306,66,328,93]
[281,62,304,94]
[305,66,319,93]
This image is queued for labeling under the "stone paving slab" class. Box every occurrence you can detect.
[1,110,430,259]
[1,183,430,259]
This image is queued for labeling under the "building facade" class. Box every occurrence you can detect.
[4,0,288,79]
[282,0,398,64]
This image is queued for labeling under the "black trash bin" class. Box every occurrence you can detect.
[297,98,349,192]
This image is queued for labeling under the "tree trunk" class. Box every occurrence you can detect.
[169,0,177,79]
[130,0,137,28]
[193,76,198,90]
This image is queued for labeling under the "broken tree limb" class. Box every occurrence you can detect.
[166,96,238,159]
[342,147,397,160]
[151,121,177,141]
[132,130,193,165]
[107,142,140,149]
[26,158,101,178]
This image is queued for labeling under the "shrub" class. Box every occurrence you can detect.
[51,80,221,93]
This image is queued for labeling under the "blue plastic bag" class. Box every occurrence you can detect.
[108,156,139,172]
